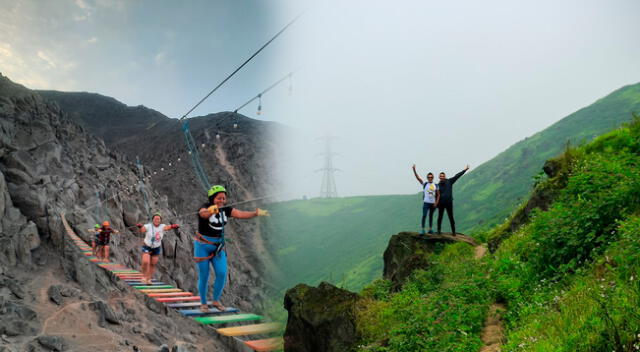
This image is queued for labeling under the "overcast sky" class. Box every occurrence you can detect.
[2,1,639,199]
[267,0,640,198]
[0,0,289,118]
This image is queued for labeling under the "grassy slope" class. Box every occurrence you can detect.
[454,82,640,232]
[268,82,640,293]
[267,195,419,292]
[355,118,640,351]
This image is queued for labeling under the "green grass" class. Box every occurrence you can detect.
[352,117,640,350]
[355,243,492,352]
[267,83,640,296]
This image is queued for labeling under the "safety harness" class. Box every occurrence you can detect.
[193,213,226,263]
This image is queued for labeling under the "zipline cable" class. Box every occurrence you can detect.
[179,13,302,121]
[234,69,298,114]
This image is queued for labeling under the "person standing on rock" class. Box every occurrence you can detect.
[412,164,440,234]
[437,165,470,235]
[136,214,179,284]
[96,221,119,262]
[195,185,270,312]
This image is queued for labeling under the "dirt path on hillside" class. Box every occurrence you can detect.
[214,144,253,201]
[473,243,506,351]
[474,244,488,259]
[479,303,506,351]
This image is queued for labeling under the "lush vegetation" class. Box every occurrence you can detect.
[267,83,640,296]
[353,117,640,351]
[356,243,493,351]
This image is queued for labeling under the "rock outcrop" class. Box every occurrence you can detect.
[383,232,475,291]
[284,282,362,352]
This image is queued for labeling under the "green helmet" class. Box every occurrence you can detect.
[152,212,162,220]
[94,224,100,229]
[207,185,227,197]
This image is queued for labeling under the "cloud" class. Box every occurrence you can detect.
[75,0,89,10]
[87,37,98,44]
[154,51,166,66]
[37,50,57,68]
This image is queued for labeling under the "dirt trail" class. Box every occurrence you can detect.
[473,243,506,351]
[474,244,488,259]
[214,144,253,201]
[480,303,506,352]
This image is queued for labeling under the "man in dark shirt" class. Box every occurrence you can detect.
[437,165,470,235]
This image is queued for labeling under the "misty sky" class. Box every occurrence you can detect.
[267,0,640,198]
[2,1,640,199]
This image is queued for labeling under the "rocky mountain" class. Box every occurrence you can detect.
[38,90,282,302]
[0,73,274,351]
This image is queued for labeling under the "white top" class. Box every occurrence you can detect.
[423,182,438,204]
[143,223,166,248]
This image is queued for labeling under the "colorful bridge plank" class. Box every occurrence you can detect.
[216,323,280,337]
[178,307,239,316]
[194,314,262,325]
[244,338,283,352]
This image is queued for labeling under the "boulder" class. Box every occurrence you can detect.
[88,301,120,327]
[383,232,456,291]
[284,282,361,352]
[37,335,67,351]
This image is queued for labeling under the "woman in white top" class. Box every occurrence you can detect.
[136,213,179,284]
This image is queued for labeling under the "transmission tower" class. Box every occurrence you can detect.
[316,136,339,198]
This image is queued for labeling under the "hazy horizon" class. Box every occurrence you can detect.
[267,0,640,199]
[2,1,640,199]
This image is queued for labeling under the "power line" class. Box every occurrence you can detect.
[180,13,302,120]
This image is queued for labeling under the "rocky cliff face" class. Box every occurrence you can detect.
[0,73,253,351]
[38,90,282,308]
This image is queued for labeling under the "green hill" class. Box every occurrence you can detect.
[267,195,419,292]
[268,82,640,293]
[454,82,640,232]
[353,116,640,351]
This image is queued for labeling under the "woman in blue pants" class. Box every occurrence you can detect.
[195,185,269,312]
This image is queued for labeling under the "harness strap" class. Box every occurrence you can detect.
[193,232,221,262]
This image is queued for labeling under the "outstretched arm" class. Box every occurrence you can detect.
[163,224,179,231]
[231,208,270,219]
[450,165,470,185]
[412,164,424,185]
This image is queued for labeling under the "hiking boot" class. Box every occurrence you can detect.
[427,229,434,234]
[419,229,425,235]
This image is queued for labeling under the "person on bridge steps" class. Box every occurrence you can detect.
[195,185,270,313]
[96,221,119,262]
[137,214,179,284]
